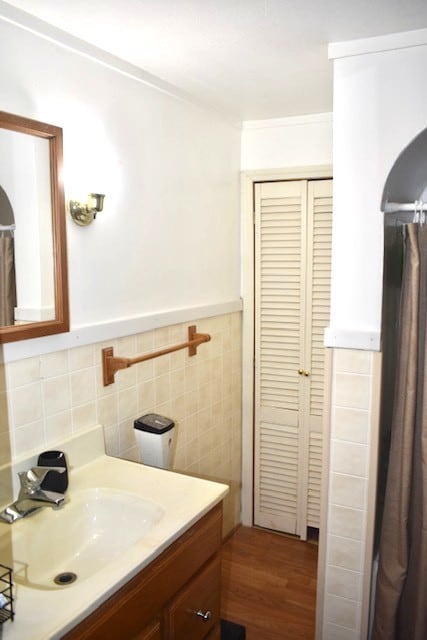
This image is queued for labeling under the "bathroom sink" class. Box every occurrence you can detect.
[0,488,164,590]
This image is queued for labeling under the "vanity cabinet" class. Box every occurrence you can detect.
[62,503,222,640]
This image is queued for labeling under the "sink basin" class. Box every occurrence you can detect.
[0,488,164,590]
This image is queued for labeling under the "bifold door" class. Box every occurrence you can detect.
[253,179,332,538]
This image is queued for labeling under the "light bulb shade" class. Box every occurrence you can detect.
[88,193,105,212]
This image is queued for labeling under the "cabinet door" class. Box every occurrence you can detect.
[205,624,221,640]
[164,556,221,640]
[134,619,161,640]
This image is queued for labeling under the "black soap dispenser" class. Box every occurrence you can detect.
[37,450,68,493]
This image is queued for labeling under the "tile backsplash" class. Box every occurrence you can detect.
[0,312,242,535]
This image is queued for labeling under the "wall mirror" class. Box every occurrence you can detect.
[0,111,69,343]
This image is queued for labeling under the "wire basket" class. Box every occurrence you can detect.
[0,563,14,624]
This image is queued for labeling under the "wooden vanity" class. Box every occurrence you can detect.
[62,503,223,640]
[0,427,228,640]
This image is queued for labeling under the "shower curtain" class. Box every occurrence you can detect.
[0,235,16,326]
[373,223,427,639]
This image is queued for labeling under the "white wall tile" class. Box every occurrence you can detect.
[11,383,43,427]
[0,432,12,466]
[324,622,359,640]
[118,387,138,421]
[331,441,368,478]
[72,402,97,432]
[40,351,68,378]
[332,407,370,444]
[103,424,120,457]
[329,504,364,540]
[326,565,362,601]
[42,376,71,416]
[45,410,72,444]
[327,535,363,572]
[8,357,40,388]
[14,420,45,457]
[70,369,96,406]
[334,373,371,410]
[334,349,372,375]
[330,473,367,510]
[97,394,118,429]
[68,345,94,372]
[155,373,171,405]
[0,393,9,433]
[325,594,359,629]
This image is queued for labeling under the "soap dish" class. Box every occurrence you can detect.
[0,563,14,624]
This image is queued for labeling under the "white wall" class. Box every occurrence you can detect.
[0,11,241,343]
[326,29,427,350]
[241,113,332,170]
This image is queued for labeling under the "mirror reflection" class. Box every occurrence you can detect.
[0,111,69,343]
[0,131,55,327]
[0,185,16,326]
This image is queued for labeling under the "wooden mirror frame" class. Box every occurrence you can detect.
[0,111,69,343]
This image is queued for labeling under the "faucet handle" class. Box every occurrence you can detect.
[18,466,66,494]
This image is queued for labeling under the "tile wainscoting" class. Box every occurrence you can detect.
[319,348,381,640]
[0,312,242,536]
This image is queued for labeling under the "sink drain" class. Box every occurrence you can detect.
[53,572,77,586]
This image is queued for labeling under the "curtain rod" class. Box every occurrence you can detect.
[384,201,427,214]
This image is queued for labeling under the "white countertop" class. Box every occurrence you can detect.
[0,426,228,639]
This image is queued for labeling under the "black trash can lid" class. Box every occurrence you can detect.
[134,413,174,434]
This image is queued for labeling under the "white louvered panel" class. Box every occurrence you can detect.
[257,181,304,414]
[307,432,323,528]
[307,180,332,418]
[255,421,299,533]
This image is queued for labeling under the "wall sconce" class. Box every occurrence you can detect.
[69,193,105,226]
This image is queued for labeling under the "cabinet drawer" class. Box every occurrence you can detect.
[165,556,221,640]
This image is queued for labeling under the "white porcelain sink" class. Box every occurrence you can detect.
[0,487,164,590]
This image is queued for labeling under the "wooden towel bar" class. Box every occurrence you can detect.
[102,325,211,386]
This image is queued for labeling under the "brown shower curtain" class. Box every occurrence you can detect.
[373,223,427,639]
[0,235,16,326]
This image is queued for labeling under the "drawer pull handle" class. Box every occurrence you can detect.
[195,609,212,621]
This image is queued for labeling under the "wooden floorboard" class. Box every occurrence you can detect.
[220,526,318,640]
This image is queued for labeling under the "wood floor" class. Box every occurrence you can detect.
[220,526,318,640]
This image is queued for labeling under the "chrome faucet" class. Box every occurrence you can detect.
[0,467,66,524]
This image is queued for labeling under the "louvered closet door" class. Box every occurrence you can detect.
[253,178,332,537]
[254,180,307,534]
[305,179,332,529]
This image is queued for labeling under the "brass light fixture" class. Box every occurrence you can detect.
[69,193,105,226]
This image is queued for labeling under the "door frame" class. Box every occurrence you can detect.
[241,165,333,526]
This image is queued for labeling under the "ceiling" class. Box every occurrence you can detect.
[4,0,427,121]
